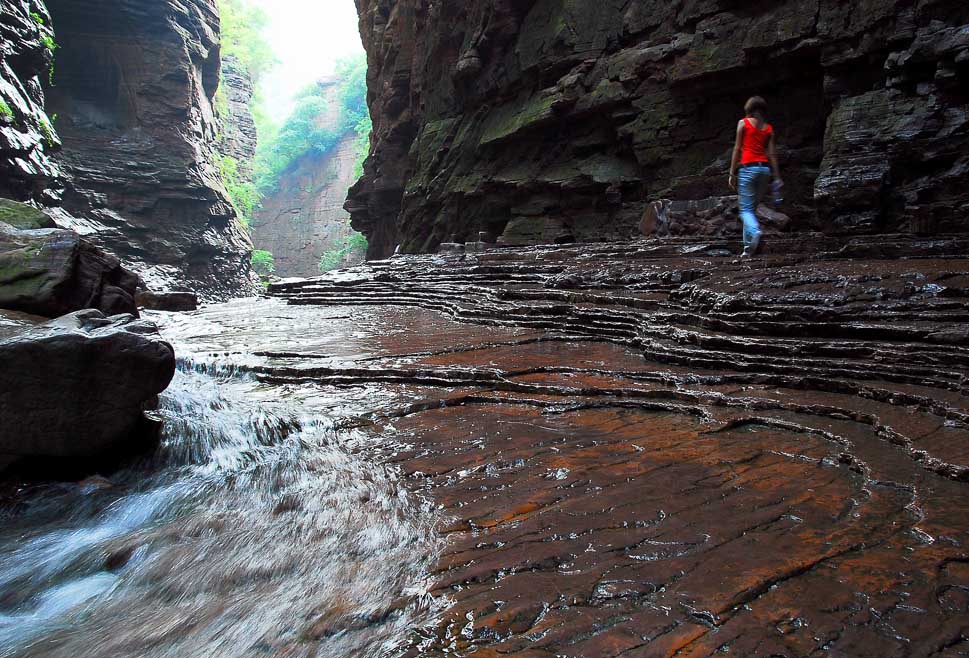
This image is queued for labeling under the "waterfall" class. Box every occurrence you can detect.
[0,354,442,658]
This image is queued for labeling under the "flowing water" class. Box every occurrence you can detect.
[0,307,444,658]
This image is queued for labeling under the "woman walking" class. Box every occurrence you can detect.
[728,96,782,258]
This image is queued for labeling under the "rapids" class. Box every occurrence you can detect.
[0,303,443,658]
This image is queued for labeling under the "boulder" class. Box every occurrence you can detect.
[135,289,199,313]
[0,201,140,318]
[0,309,176,460]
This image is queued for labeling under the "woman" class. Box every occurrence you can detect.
[728,96,782,258]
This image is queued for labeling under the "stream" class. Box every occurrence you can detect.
[0,303,443,658]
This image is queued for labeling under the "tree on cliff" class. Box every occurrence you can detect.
[253,53,369,195]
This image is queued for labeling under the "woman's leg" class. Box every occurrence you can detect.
[738,168,762,251]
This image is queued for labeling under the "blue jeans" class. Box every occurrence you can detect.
[738,165,770,248]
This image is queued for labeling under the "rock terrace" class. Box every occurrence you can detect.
[257,237,969,656]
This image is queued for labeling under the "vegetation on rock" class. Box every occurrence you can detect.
[319,232,368,273]
[254,54,370,195]
[251,249,276,278]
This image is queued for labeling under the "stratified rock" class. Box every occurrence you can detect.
[0,0,62,203]
[0,309,175,459]
[0,200,139,317]
[41,0,255,298]
[257,236,969,656]
[252,78,364,277]
[350,1,969,256]
[135,289,198,313]
[218,55,258,181]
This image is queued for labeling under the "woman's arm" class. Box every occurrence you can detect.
[729,120,744,191]
[768,131,782,184]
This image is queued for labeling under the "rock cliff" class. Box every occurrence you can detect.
[40,0,255,297]
[350,0,969,257]
[218,54,257,181]
[252,134,362,277]
[0,0,62,204]
[252,78,365,278]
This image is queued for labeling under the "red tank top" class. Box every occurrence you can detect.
[740,118,773,165]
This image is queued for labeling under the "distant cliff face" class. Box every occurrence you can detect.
[0,0,61,204]
[252,78,364,278]
[41,0,255,297]
[252,134,361,278]
[350,0,969,257]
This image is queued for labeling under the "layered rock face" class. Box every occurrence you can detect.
[218,54,257,180]
[0,0,61,204]
[42,0,254,297]
[263,235,969,655]
[252,134,361,277]
[252,79,364,277]
[350,0,969,257]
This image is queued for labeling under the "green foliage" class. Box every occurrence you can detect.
[218,155,261,229]
[40,34,56,52]
[217,0,276,85]
[0,101,12,122]
[352,114,372,180]
[254,53,370,194]
[38,118,56,148]
[30,12,45,25]
[319,232,368,273]
[251,249,275,277]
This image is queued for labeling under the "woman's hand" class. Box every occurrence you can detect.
[728,174,737,191]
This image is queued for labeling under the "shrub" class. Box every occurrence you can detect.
[218,155,261,229]
[0,100,13,122]
[319,232,368,273]
[251,249,275,277]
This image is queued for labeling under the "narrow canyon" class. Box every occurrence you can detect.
[0,1,968,657]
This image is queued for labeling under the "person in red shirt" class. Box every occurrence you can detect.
[728,96,783,258]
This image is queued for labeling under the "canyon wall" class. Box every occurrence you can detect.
[41,0,255,296]
[350,0,969,257]
[0,0,61,204]
[218,54,257,180]
[252,78,364,278]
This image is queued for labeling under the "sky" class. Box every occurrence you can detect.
[248,0,364,122]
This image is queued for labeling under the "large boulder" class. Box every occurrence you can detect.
[0,309,176,460]
[0,200,140,317]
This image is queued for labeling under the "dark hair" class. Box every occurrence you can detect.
[744,96,768,119]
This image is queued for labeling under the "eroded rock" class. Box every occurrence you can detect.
[262,236,969,656]
[350,1,969,255]
[41,0,255,297]
[0,309,175,460]
[0,201,139,317]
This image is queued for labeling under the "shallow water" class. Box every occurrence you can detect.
[0,306,443,658]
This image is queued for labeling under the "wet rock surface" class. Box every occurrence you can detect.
[0,201,139,317]
[255,237,969,656]
[350,0,969,257]
[0,309,175,461]
[0,0,61,203]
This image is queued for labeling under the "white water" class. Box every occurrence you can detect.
[0,357,442,658]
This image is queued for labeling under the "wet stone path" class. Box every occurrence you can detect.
[196,237,968,656]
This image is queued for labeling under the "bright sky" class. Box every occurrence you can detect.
[249,0,364,122]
